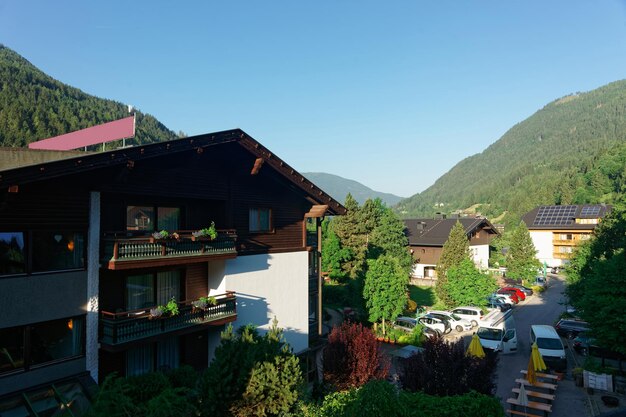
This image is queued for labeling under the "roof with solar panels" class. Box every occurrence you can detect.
[522,204,611,230]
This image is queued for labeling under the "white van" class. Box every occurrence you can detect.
[530,325,566,371]
[476,309,517,354]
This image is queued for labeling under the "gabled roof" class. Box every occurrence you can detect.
[522,204,611,230]
[0,129,346,215]
[404,217,498,246]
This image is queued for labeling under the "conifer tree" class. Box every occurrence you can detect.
[435,221,470,307]
[506,222,540,283]
[333,194,368,278]
[369,208,414,275]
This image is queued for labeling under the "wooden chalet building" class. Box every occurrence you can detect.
[0,129,345,407]
[404,216,499,279]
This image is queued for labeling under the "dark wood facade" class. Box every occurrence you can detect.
[0,129,344,390]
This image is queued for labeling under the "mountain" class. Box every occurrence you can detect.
[303,172,404,206]
[0,45,176,148]
[396,80,626,224]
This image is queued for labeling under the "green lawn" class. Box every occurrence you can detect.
[408,285,437,307]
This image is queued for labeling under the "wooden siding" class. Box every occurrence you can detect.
[0,179,89,230]
[411,246,442,265]
[186,263,208,300]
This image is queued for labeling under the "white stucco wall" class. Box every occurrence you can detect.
[86,191,100,381]
[529,230,556,266]
[470,244,490,270]
[224,251,309,354]
[412,263,436,278]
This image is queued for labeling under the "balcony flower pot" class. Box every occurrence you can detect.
[191,222,217,241]
[149,307,164,319]
[150,231,180,243]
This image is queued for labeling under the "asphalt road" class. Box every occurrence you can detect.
[493,274,592,417]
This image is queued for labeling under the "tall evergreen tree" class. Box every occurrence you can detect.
[369,208,414,275]
[435,221,470,307]
[506,222,540,283]
[333,194,368,279]
[321,219,351,281]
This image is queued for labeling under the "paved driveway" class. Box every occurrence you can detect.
[492,275,593,417]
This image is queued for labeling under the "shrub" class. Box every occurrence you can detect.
[399,336,498,396]
[531,285,545,293]
[324,322,389,390]
[406,299,417,314]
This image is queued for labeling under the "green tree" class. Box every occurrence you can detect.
[363,255,409,334]
[333,194,368,279]
[567,200,626,356]
[369,208,414,275]
[198,319,302,417]
[506,222,540,283]
[435,221,470,307]
[322,219,352,281]
[445,258,498,308]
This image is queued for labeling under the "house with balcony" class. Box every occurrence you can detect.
[403,216,499,280]
[522,204,610,268]
[0,129,344,410]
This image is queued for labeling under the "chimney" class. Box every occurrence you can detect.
[435,212,446,220]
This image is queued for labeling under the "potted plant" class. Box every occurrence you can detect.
[150,230,180,243]
[149,306,164,319]
[191,222,217,241]
[192,295,217,311]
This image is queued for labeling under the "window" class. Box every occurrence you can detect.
[126,206,181,232]
[1,231,86,277]
[0,316,85,376]
[305,217,318,247]
[126,270,182,310]
[249,208,272,232]
[30,317,85,366]
[32,231,85,272]
[559,233,573,241]
[0,379,93,416]
[0,232,26,275]
[126,336,180,376]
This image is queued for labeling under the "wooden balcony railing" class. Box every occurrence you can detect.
[100,292,237,349]
[102,230,237,270]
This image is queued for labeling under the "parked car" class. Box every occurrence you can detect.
[507,284,533,297]
[534,276,548,289]
[500,286,526,301]
[572,332,626,360]
[393,316,419,333]
[428,310,473,333]
[494,290,518,304]
[451,306,484,327]
[423,327,439,339]
[486,297,512,312]
[555,319,590,339]
[418,314,450,336]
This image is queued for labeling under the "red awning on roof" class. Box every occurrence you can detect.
[28,116,135,150]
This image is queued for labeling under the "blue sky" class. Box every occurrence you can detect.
[2,1,626,197]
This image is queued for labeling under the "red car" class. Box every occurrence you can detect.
[496,289,520,304]
[501,286,526,301]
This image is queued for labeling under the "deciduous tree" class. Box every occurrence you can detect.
[445,258,498,308]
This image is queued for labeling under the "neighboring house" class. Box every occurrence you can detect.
[522,204,610,268]
[404,217,499,279]
[0,129,345,408]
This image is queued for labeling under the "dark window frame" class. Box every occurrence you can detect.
[0,315,86,378]
[248,207,273,233]
[0,230,87,278]
[124,268,186,311]
[125,204,184,234]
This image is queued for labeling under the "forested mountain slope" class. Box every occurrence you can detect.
[397,80,626,223]
[303,172,404,206]
[0,45,175,147]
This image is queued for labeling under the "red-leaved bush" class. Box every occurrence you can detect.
[323,322,389,390]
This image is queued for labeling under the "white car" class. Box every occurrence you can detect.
[451,306,484,327]
[491,292,516,305]
[428,310,473,332]
[418,314,450,336]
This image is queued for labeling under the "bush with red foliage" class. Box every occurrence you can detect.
[323,322,390,390]
[399,336,498,396]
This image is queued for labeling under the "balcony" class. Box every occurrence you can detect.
[100,292,237,351]
[102,230,237,270]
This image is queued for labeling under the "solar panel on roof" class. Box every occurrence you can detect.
[533,205,576,226]
[580,205,601,217]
